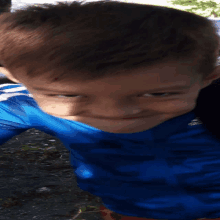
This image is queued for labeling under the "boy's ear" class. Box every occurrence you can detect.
[0,67,21,83]
[201,65,220,89]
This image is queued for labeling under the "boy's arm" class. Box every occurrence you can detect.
[0,83,31,145]
[0,124,29,145]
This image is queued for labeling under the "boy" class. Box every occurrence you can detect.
[0,1,220,219]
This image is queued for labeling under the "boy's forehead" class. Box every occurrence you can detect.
[14,58,198,89]
[25,62,196,93]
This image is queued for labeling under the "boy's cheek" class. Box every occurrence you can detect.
[31,97,78,116]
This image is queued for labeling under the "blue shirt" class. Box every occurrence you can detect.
[1,83,220,220]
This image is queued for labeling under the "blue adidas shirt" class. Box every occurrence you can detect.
[1,83,220,220]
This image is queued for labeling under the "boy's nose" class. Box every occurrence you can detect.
[89,104,141,119]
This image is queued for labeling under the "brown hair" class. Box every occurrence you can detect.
[0,0,218,83]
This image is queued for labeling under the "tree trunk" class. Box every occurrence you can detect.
[0,0,11,13]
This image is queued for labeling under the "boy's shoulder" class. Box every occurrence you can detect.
[0,83,38,145]
[0,83,37,127]
[0,83,31,96]
[0,83,37,105]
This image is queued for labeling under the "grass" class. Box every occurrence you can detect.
[71,205,100,219]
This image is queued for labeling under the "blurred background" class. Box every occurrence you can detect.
[0,0,220,84]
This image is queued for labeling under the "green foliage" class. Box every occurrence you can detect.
[72,205,100,219]
[166,0,220,17]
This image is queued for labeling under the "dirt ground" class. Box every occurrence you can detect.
[0,128,104,220]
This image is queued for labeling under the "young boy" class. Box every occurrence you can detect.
[0,1,220,220]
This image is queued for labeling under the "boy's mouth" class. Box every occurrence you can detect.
[122,117,141,119]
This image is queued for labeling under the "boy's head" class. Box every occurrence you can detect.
[0,0,220,134]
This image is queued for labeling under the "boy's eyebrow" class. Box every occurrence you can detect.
[32,85,190,93]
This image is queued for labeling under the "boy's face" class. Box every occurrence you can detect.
[2,60,220,134]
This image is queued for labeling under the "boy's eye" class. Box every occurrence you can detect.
[48,92,179,99]
[48,94,82,98]
[56,95,81,98]
[142,92,179,97]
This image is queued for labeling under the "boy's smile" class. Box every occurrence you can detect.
[1,60,220,134]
